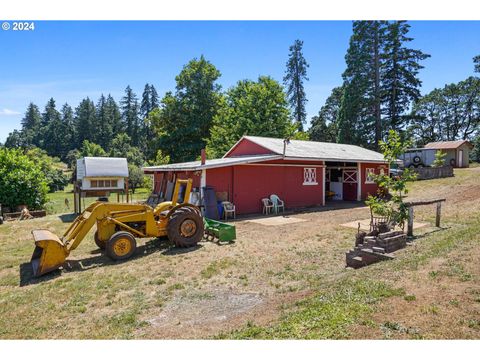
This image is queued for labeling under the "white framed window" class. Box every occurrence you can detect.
[365,168,376,184]
[303,168,318,185]
[379,167,386,176]
[90,179,119,188]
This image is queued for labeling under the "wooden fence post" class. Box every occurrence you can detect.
[407,206,414,237]
[436,202,442,227]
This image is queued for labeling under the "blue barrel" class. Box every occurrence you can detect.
[217,201,224,219]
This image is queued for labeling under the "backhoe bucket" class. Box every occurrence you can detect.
[30,230,67,277]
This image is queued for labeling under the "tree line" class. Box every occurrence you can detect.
[3,21,479,172]
[310,21,479,154]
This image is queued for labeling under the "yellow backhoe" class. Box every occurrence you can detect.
[30,179,204,277]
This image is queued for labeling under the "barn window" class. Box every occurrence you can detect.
[91,180,98,187]
[110,180,118,187]
[365,168,376,184]
[303,168,318,185]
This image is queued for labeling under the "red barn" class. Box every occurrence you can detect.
[143,136,388,215]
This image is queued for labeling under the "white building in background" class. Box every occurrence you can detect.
[76,157,129,190]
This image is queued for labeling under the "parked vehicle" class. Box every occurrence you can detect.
[399,148,436,168]
[30,179,204,276]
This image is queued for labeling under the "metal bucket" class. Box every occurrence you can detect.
[31,230,67,277]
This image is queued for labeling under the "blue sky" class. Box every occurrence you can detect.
[0,21,479,143]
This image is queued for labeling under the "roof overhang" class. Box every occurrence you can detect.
[143,154,282,173]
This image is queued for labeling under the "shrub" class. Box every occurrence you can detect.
[432,150,447,167]
[25,148,69,192]
[0,147,49,210]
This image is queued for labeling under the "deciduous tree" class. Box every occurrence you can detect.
[207,76,292,158]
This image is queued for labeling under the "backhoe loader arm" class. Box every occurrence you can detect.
[62,202,151,253]
[30,202,153,276]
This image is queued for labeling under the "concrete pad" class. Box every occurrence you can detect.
[340,218,428,231]
[247,216,306,226]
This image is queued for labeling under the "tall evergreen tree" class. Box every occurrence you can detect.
[140,84,160,158]
[283,39,309,131]
[150,84,159,109]
[120,86,140,146]
[338,21,428,149]
[105,94,123,136]
[382,21,430,132]
[309,86,343,142]
[41,98,64,156]
[41,98,60,128]
[20,102,42,147]
[60,103,75,152]
[474,55,480,73]
[338,21,386,148]
[21,103,42,133]
[140,83,152,119]
[74,98,97,148]
[95,94,117,149]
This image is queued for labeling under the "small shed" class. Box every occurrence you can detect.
[424,141,474,168]
[74,157,129,213]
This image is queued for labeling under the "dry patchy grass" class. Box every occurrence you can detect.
[0,167,479,339]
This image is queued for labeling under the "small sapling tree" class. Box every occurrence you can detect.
[432,150,447,167]
[365,130,417,230]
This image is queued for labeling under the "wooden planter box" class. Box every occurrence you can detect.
[3,210,47,220]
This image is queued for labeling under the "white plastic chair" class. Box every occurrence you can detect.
[270,194,285,214]
[262,198,274,215]
[222,201,236,220]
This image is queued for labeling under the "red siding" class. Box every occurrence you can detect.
[360,163,388,200]
[175,171,201,188]
[206,163,324,215]
[226,138,276,157]
[206,167,234,200]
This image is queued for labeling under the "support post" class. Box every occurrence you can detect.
[436,202,441,227]
[407,206,414,237]
[125,177,129,203]
[322,166,326,206]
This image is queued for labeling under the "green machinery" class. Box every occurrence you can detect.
[203,218,236,243]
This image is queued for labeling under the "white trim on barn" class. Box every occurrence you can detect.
[357,162,362,201]
[322,167,326,206]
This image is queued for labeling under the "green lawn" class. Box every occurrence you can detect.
[44,184,151,215]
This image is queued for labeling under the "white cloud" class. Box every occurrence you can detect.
[0,108,21,116]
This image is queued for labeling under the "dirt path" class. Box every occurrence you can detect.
[136,204,369,338]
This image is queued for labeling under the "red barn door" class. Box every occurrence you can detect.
[342,170,358,201]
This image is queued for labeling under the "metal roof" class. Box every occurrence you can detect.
[424,140,474,150]
[232,136,386,163]
[143,154,282,172]
[83,157,129,177]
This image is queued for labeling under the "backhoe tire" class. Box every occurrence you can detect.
[167,207,204,248]
[94,230,106,250]
[106,231,137,261]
